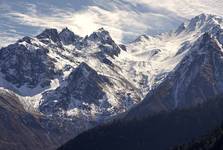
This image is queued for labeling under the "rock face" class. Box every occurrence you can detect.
[85,28,121,57]
[0,88,88,150]
[0,89,58,150]
[126,33,223,119]
[37,28,61,44]
[40,62,112,116]
[0,26,142,150]
[58,14,223,149]
[64,62,110,104]
[59,28,82,45]
[0,42,58,89]
[1,13,223,150]
[125,14,223,119]
[176,13,223,34]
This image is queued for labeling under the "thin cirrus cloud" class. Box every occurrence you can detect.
[0,0,222,47]
[0,0,183,47]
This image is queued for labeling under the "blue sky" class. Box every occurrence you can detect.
[0,0,222,47]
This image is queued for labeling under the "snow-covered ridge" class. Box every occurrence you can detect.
[0,26,142,122]
[1,13,222,114]
[124,14,223,119]
[0,13,223,141]
[119,13,223,93]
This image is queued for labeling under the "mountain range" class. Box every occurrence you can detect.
[0,13,223,150]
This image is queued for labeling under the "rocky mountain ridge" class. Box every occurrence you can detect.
[0,13,223,150]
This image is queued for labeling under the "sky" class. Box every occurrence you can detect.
[0,0,223,47]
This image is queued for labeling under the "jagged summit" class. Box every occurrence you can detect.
[59,27,82,45]
[2,13,223,150]
[81,28,122,57]
[133,34,151,43]
[61,27,72,32]
[0,41,58,89]
[0,26,138,120]
[17,36,33,44]
[176,13,223,34]
[175,23,186,34]
[87,28,113,44]
[36,28,61,43]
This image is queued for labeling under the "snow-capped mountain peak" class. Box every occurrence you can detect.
[36,28,61,44]
[1,12,223,150]
[0,25,141,122]
[87,28,113,44]
[133,34,151,43]
[124,16,223,119]
[177,13,223,35]
[82,28,122,57]
[59,27,82,45]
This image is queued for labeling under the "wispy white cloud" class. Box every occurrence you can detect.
[131,0,223,17]
[0,0,223,47]
[2,1,182,44]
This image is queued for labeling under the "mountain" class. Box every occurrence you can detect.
[59,28,82,45]
[0,88,58,150]
[40,62,112,117]
[58,96,223,150]
[0,87,87,150]
[1,13,223,150]
[58,14,223,150]
[0,26,143,149]
[125,14,223,119]
[0,26,141,112]
[126,32,223,118]
[0,37,59,89]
